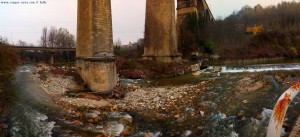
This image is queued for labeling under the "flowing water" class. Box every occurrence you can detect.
[197,75,281,137]
[221,64,300,73]
[7,65,163,137]
[195,64,300,137]
[147,63,300,136]
[8,65,57,136]
[6,64,300,137]
[7,65,122,136]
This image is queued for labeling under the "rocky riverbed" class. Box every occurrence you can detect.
[31,64,209,136]
[14,63,300,137]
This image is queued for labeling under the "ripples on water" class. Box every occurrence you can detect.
[7,64,300,137]
[221,64,300,73]
[9,105,55,137]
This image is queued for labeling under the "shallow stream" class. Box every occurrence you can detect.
[7,64,300,137]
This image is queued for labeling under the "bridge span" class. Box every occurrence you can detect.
[10,46,75,52]
[9,46,75,65]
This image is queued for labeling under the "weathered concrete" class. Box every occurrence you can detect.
[76,0,213,92]
[177,0,198,14]
[76,59,117,93]
[197,0,214,22]
[143,0,181,62]
[176,0,199,57]
[50,52,54,65]
[76,0,117,93]
[177,0,198,26]
[176,0,214,58]
[176,0,214,29]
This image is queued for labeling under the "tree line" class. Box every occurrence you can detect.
[39,27,76,48]
[206,1,300,59]
[113,38,144,59]
[181,1,300,60]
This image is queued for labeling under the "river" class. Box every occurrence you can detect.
[6,64,300,137]
[7,65,107,136]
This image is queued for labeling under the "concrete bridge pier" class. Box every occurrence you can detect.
[76,0,117,93]
[50,51,54,65]
[143,0,182,62]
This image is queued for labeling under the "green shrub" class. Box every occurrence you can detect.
[0,43,20,120]
[295,36,300,47]
[289,47,298,57]
[0,44,20,74]
[204,41,215,54]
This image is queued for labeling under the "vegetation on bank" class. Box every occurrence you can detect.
[116,59,191,79]
[245,30,300,58]
[0,42,20,135]
[178,12,215,59]
[182,1,300,60]
[0,42,20,104]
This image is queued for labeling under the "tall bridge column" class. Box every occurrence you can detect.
[50,51,54,65]
[143,0,181,62]
[76,0,117,93]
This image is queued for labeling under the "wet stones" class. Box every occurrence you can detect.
[237,110,245,119]
[72,120,82,125]
[119,117,133,125]
[85,112,99,119]
[255,114,263,120]
[182,130,192,137]
[0,116,8,136]
[174,114,180,118]
[236,76,264,95]
[144,133,151,137]
[114,85,198,115]
[64,109,134,136]
[190,64,200,72]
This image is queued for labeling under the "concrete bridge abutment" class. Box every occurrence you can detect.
[76,0,117,93]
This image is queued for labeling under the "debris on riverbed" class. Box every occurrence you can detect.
[28,63,300,136]
[30,64,214,136]
[235,75,265,96]
[32,64,205,111]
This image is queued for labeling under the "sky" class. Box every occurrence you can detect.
[0,0,297,45]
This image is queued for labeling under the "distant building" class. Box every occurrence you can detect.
[246,25,264,35]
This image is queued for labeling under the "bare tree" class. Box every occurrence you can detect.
[0,36,8,45]
[55,28,75,48]
[40,26,76,48]
[39,27,48,47]
[18,40,27,46]
[67,34,76,48]
[116,38,122,47]
[48,26,57,47]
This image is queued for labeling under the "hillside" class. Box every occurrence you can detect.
[193,1,300,60]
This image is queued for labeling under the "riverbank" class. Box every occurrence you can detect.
[30,64,206,136]
[28,63,300,136]
[0,72,17,137]
[0,78,9,136]
[0,44,20,136]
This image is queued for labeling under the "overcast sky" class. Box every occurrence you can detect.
[0,0,297,45]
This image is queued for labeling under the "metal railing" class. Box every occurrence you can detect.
[267,81,300,137]
[8,46,76,52]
